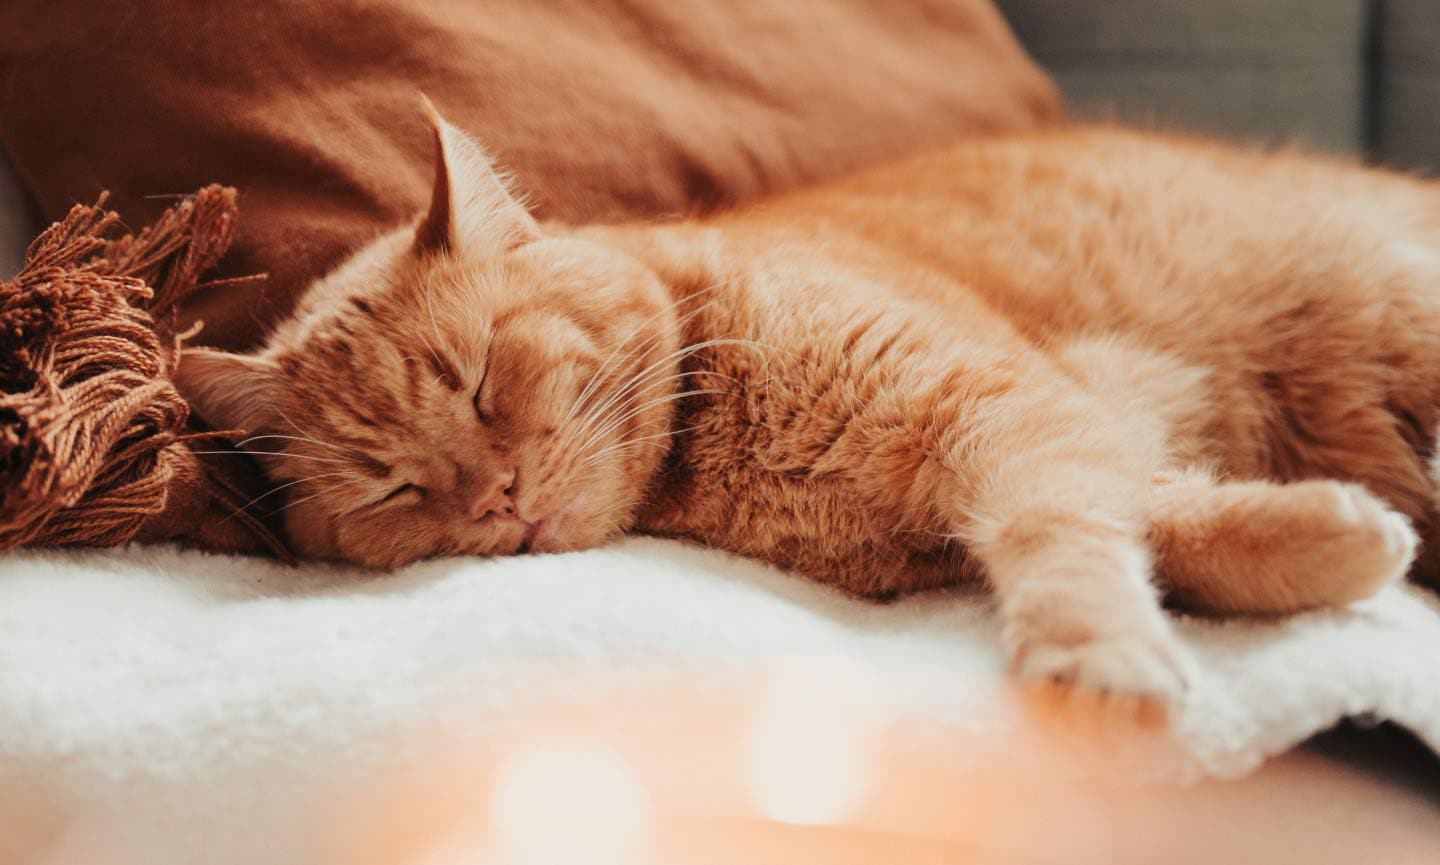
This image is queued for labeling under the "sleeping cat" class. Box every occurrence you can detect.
[176,104,1440,705]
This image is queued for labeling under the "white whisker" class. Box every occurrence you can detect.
[421,270,460,373]
[572,368,726,448]
[568,335,773,454]
[568,338,769,448]
[270,479,368,517]
[227,471,349,520]
[236,433,345,454]
[581,425,698,468]
[561,283,724,431]
[576,388,729,456]
[272,409,359,458]
[417,333,451,386]
[189,450,354,465]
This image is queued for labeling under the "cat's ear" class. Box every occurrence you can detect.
[173,348,283,435]
[414,97,539,257]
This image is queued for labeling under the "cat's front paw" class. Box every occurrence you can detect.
[1008,620,1194,713]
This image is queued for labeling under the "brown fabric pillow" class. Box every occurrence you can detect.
[0,0,1058,351]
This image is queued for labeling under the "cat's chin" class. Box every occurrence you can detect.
[512,491,598,554]
[523,504,611,555]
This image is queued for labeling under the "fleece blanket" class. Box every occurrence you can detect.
[2,538,1439,864]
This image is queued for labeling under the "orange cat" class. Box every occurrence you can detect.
[177,105,1440,703]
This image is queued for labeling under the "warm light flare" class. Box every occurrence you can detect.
[743,655,881,826]
[490,740,654,865]
[317,665,1440,865]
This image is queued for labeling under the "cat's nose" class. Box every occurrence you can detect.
[467,469,519,521]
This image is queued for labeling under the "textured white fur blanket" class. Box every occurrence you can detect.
[2,538,1439,864]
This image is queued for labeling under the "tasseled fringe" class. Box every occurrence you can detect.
[0,187,284,556]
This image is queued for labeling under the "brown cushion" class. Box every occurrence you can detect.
[0,0,1059,350]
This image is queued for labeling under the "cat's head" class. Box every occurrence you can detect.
[175,104,681,568]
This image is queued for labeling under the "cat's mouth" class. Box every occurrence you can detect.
[516,519,547,555]
[512,492,591,555]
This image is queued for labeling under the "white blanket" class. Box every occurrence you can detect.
[2,538,1439,864]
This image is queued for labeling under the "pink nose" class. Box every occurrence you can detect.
[468,470,519,521]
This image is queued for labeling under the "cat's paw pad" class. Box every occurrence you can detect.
[1280,482,1420,605]
[1322,483,1417,588]
[1011,627,1193,711]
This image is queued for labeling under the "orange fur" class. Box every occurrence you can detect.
[177,115,1440,702]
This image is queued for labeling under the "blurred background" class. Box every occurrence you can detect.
[997,0,1439,169]
[4,1,1437,280]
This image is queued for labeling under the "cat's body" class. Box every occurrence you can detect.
[177,113,1439,705]
[604,128,1440,597]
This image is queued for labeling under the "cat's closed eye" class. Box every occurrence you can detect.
[376,483,423,507]
[472,363,495,424]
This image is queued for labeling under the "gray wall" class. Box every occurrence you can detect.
[1380,0,1440,170]
[998,0,1439,171]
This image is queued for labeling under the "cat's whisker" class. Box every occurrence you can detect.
[568,336,773,450]
[572,368,729,443]
[569,372,719,455]
[421,270,460,362]
[580,439,672,469]
[226,471,350,520]
[189,450,355,465]
[567,338,770,448]
[561,285,725,430]
[235,433,349,455]
[562,366,710,454]
[270,479,369,518]
[570,280,724,402]
[272,408,361,459]
[565,319,660,430]
[590,495,642,532]
[563,315,694,439]
[416,333,452,388]
[581,425,699,468]
[574,388,730,457]
[400,352,459,391]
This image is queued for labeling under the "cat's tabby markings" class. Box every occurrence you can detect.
[178,105,1440,709]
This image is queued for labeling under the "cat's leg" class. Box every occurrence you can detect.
[1050,334,1420,610]
[1148,471,1417,615]
[938,373,1193,703]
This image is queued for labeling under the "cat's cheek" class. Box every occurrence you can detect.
[326,509,425,570]
[335,522,422,570]
[282,502,341,561]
